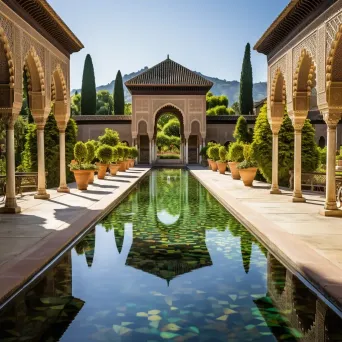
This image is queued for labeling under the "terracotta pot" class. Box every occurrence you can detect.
[228,162,241,180]
[97,163,108,179]
[207,159,212,170]
[130,159,135,167]
[88,170,95,184]
[217,161,227,175]
[119,161,126,172]
[239,167,258,187]
[110,163,120,176]
[125,160,130,170]
[211,161,218,172]
[73,170,91,190]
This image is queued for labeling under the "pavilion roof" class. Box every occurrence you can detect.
[4,0,83,55]
[125,57,213,88]
[254,0,325,56]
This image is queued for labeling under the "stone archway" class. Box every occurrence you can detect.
[153,104,184,164]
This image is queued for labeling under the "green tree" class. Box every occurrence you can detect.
[239,43,253,115]
[233,116,250,143]
[114,70,125,115]
[21,114,77,187]
[232,102,240,115]
[96,90,113,115]
[250,104,319,185]
[124,103,132,115]
[81,54,96,115]
[163,118,180,137]
[71,92,81,116]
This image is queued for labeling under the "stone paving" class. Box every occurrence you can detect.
[0,167,150,304]
[189,166,342,311]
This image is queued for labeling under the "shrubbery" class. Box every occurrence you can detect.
[228,142,244,162]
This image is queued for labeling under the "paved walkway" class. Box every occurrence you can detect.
[189,166,342,311]
[0,167,150,304]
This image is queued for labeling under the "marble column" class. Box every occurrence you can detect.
[0,113,21,213]
[180,140,183,163]
[185,139,189,164]
[34,124,50,199]
[270,125,281,194]
[321,112,342,215]
[149,139,152,165]
[290,113,306,203]
[57,129,69,193]
[199,142,202,164]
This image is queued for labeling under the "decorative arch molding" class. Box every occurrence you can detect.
[293,49,316,99]
[23,46,45,93]
[153,102,185,122]
[292,33,317,76]
[52,64,67,102]
[270,55,287,90]
[326,22,342,107]
[271,68,286,105]
[190,119,201,135]
[0,26,14,87]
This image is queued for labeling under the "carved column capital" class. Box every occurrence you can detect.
[288,110,307,131]
[322,110,341,128]
[0,109,20,129]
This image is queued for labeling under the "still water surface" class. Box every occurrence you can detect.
[0,169,342,341]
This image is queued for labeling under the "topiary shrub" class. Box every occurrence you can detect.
[85,141,95,164]
[219,145,227,162]
[122,145,129,160]
[131,147,139,159]
[116,145,124,161]
[99,128,120,146]
[74,142,88,164]
[96,145,113,164]
[112,146,119,163]
[200,145,209,158]
[233,116,251,143]
[208,145,220,161]
[228,142,244,162]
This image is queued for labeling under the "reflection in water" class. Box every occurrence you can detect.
[1,169,342,341]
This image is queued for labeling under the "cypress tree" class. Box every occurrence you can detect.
[239,43,254,115]
[81,54,96,115]
[114,70,125,115]
[233,116,250,143]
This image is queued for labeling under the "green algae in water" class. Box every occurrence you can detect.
[0,169,342,341]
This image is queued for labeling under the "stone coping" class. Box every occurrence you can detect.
[0,167,150,306]
[189,166,342,314]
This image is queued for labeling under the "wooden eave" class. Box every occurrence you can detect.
[254,0,325,55]
[3,0,84,55]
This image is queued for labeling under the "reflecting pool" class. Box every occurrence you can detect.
[1,169,342,341]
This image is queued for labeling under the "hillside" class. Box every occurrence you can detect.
[71,67,267,104]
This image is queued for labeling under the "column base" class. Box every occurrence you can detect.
[319,208,342,217]
[0,206,21,214]
[57,186,70,193]
[270,188,282,195]
[34,192,50,200]
[292,196,306,203]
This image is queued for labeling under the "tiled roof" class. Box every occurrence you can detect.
[125,57,213,87]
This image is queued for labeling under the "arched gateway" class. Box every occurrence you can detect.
[125,57,213,164]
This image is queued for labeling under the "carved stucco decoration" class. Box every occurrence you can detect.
[152,102,186,133]
[52,63,67,102]
[270,55,287,92]
[152,99,185,115]
[293,49,316,98]
[326,12,342,56]
[292,33,317,75]
[326,22,342,87]
[23,46,45,93]
[0,26,14,88]
[270,68,286,105]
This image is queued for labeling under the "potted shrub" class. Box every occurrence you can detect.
[96,145,113,179]
[70,142,92,190]
[217,146,227,174]
[199,146,209,167]
[227,142,244,180]
[237,144,258,186]
[208,145,220,172]
[85,141,96,184]
[117,145,125,172]
[110,146,120,176]
[131,147,139,167]
[122,146,130,170]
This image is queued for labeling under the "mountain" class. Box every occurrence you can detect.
[71,67,267,105]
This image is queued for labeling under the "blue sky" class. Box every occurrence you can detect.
[48,0,289,90]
